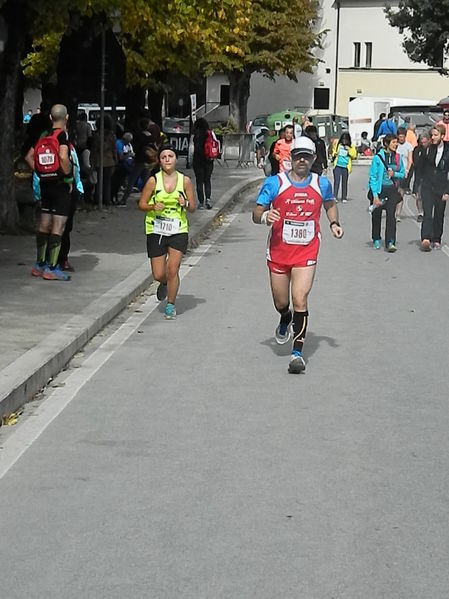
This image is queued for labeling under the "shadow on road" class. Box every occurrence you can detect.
[260,330,339,360]
[156,293,206,315]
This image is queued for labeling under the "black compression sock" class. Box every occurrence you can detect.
[277,305,292,326]
[292,311,309,353]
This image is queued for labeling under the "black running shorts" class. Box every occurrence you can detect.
[146,232,189,258]
[40,182,71,217]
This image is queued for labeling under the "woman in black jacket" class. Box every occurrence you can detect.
[411,133,430,222]
[192,118,214,209]
[420,125,449,251]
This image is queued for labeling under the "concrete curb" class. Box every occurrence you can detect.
[0,174,263,419]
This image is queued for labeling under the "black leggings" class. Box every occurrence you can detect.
[421,186,447,243]
[193,161,214,205]
[371,185,400,246]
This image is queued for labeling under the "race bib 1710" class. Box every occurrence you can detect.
[153,217,180,236]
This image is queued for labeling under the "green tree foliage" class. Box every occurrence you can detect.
[205,0,323,130]
[0,0,250,231]
[386,0,449,68]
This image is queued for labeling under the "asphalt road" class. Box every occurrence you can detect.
[1,166,449,598]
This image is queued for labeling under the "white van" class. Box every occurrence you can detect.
[78,103,126,129]
[348,96,436,145]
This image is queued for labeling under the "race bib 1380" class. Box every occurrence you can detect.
[282,219,315,245]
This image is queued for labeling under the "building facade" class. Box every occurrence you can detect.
[243,0,449,119]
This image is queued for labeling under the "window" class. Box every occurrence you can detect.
[313,87,330,110]
[353,42,361,68]
[365,42,372,68]
[219,85,230,105]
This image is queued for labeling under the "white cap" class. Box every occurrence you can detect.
[290,136,316,156]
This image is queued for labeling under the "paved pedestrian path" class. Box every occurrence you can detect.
[0,166,264,416]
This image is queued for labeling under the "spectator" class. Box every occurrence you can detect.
[192,117,214,209]
[90,114,117,207]
[119,118,158,206]
[412,133,430,223]
[330,132,357,202]
[23,101,51,154]
[304,125,328,175]
[406,122,418,148]
[75,110,92,154]
[420,124,449,251]
[112,132,135,204]
[25,103,73,281]
[376,112,397,138]
[437,109,449,142]
[357,131,372,155]
[267,128,285,176]
[368,133,404,252]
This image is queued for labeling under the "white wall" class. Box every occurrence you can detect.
[339,0,431,70]
[206,74,229,105]
[247,0,338,119]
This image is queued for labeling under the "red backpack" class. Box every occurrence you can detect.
[204,130,219,160]
[34,130,62,180]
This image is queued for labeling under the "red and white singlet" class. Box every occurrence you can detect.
[267,172,324,272]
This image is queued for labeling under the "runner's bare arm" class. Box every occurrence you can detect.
[59,145,71,175]
[138,176,162,212]
[252,204,280,225]
[323,201,344,238]
[181,176,195,213]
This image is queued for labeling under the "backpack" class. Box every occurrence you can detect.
[204,130,219,160]
[34,130,62,181]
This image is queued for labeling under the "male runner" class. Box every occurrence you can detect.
[25,104,73,281]
[253,137,344,374]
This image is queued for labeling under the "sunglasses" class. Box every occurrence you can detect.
[291,153,314,160]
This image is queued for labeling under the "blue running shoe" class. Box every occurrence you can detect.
[42,265,71,281]
[31,261,47,277]
[373,239,381,250]
[275,321,292,345]
[288,350,306,374]
[164,302,176,320]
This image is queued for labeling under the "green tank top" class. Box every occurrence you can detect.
[145,171,188,235]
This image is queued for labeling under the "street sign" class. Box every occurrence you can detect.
[190,94,197,123]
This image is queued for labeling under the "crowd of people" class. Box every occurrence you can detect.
[23,102,218,285]
[22,101,448,373]
[367,110,449,252]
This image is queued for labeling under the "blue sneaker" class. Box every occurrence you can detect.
[42,265,71,281]
[164,303,176,320]
[275,320,292,344]
[288,350,306,374]
[373,239,381,250]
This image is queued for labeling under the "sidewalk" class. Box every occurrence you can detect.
[0,166,264,418]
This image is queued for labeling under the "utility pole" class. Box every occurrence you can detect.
[98,27,106,210]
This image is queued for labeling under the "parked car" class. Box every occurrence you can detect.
[162,117,190,134]
[249,115,269,134]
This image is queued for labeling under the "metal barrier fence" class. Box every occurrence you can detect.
[221,134,255,167]
[168,132,256,167]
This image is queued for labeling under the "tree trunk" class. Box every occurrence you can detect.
[228,70,251,132]
[125,85,146,136]
[0,1,27,232]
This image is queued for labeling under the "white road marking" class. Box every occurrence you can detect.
[0,211,241,480]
